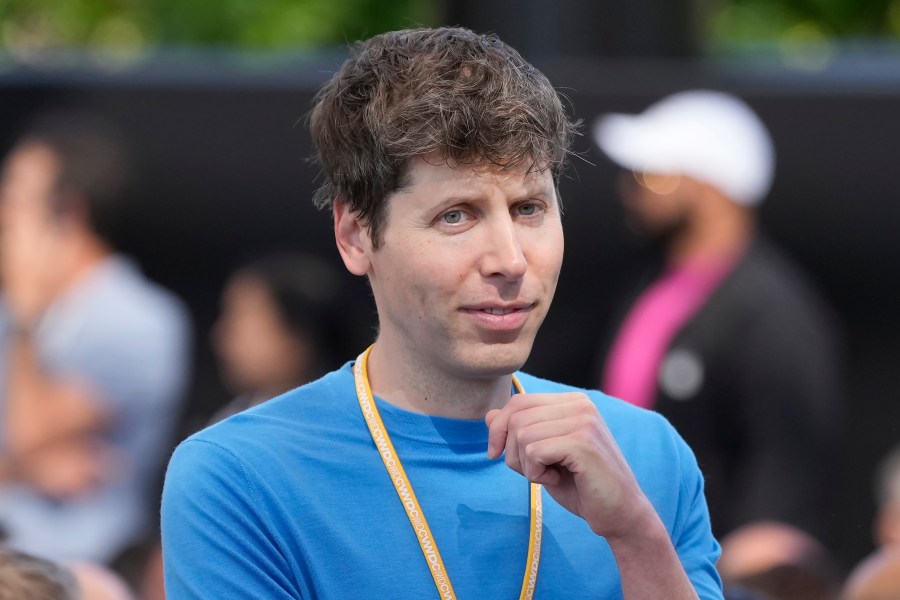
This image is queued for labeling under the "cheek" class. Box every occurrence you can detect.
[379,243,465,307]
[530,226,564,279]
[218,311,274,360]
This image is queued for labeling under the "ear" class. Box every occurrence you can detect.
[334,200,372,277]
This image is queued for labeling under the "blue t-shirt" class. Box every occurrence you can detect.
[162,364,722,599]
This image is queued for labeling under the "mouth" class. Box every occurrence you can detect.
[465,302,534,314]
[480,307,519,316]
[458,302,538,334]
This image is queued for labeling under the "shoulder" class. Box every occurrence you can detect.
[187,364,361,458]
[730,238,831,314]
[515,372,711,542]
[515,372,689,460]
[92,257,190,331]
[707,237,837,340]
[164,364,368,527]
[515,372,670,427]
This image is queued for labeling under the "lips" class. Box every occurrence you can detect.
[463,303,533,314]
[460,303,535,332]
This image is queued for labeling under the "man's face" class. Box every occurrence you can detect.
[356,157,564,380]
[0,143,69,295]
[616,170,695,240]
[0,143,59,230]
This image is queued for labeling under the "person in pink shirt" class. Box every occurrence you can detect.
[593,91,842,544]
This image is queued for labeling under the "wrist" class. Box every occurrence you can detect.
[7,312,42,340]
[596,497,667,547]
[0,452,18,483]
[605,518,672,566]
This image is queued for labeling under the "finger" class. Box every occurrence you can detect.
[488,393,593,460]
[504,403,580,474]
[484,408,501,429]
[491,402,551,466]
[521,436,578,484]
[515,418,585,482]
[486,406,513,459]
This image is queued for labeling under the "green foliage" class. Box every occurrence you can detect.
[0,0,437,53]
[3,0,898,58]
[709,0,900,45]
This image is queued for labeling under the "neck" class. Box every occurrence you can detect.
[668,201,754,265]
[56,234,112,296]
[364,341,514,420]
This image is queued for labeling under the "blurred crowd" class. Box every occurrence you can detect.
[0,96,896,599]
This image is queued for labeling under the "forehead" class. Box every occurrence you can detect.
[0,142,60,204]
[401,155,555,197]
[2,142,59,182]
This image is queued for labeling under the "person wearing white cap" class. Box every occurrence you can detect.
[593,90,842,543]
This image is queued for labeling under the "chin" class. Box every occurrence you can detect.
[450,339,533,379]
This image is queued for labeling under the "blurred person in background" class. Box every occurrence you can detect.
[841,547,900,600]
[0,112,191,565]
[872,444,900,549]
[209,252,344,422]
[717,520,842,600]
[0,545,135,600]
[592,90,842,541]
[68,560,137,600]
[137,252,345,600]
[0,545,80,599]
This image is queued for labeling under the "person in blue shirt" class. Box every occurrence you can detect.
[0,113,191,565]
[162,26,723,599]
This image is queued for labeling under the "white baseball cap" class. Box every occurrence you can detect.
[593,90,775,207]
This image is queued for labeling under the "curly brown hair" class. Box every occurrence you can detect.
[309,26,579,247]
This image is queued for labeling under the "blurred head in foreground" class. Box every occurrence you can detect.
[717,521,841,600]
[842,548,900,600]
[0,546,79,599]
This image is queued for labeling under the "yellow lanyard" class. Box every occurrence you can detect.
[353,346,543,600]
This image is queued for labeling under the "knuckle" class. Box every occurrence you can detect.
[515,425,531,446]
[576,413,597,429]
[509,411,526,431]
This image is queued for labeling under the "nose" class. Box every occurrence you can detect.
[479,215,527,281]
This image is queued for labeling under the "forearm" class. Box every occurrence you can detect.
[606,505,698,600]
[0,453,14,484]
[5,330,106,453]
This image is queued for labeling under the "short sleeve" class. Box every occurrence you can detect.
[671,433,724,600]
[161,438,302,600]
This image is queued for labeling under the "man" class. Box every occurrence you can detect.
[593,91,841,539]
[162,27,722,598]
[0,113,191,564]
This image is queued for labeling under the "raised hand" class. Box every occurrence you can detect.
[486,392,655,540]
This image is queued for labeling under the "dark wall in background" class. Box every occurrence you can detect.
[443,0,696,58]
[0,56,897,569]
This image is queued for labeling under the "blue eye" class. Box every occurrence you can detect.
[518,203,538,216]
[441,210,463,224]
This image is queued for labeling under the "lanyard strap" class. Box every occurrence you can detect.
[353,345,542,600]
